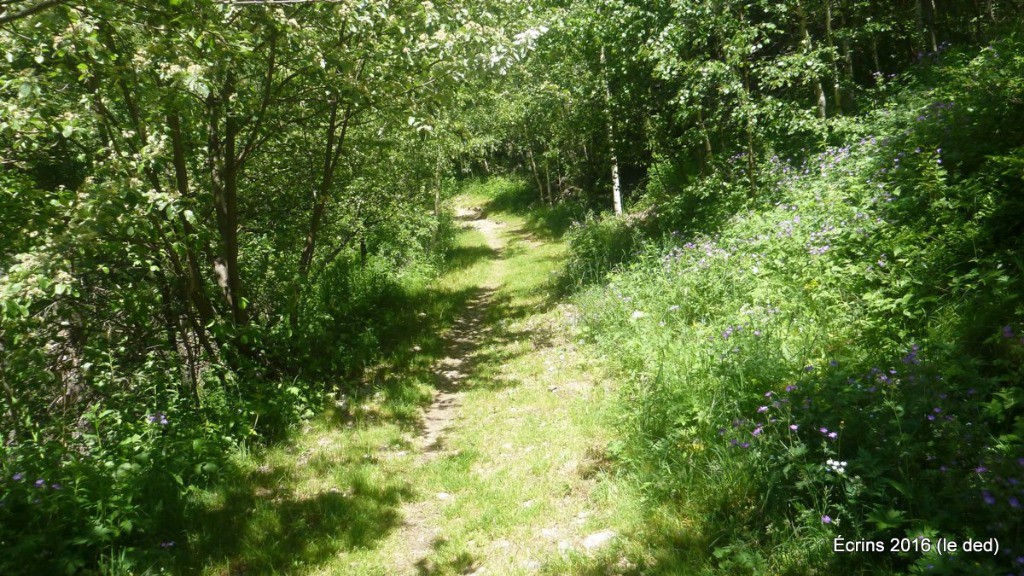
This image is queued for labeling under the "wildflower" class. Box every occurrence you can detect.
[757,406,769,413]
[34,479,45,488]
[819,427,829,434]
[829,360,838,367]
[1002,325,1015,339]
[821,515,832,524]
[1010,497,1021,509]
[764,391,773,398]
[785,385,797,392]
[740,442,751,448]
[751,427,763,437]
[974,465,988,474]
[804,365,815,372]
[160,541,175,548]
[902,344,921,364]
[982,490,996,505]
[789,424,799,431]
[50,483,62,491]
[827,432,838,440]
[12,473,24,482]
[630,310,646,320]
[826,459,848,474]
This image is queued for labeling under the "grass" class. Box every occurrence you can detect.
[166,180,645,575]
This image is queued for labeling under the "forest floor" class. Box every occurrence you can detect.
[181,192,644,575]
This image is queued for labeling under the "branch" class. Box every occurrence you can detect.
[0,0,67,25]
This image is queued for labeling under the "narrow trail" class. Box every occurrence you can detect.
[375,201,628,576]
[188,195,635,576]
[413,208,503,459]
[392,208,506,573]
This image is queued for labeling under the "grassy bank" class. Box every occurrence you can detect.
[567,40,1024,574]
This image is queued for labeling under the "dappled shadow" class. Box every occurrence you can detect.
[175,461,413,574]
[443,244,499,273]
[414,537,478,576]
[477,181,590,241]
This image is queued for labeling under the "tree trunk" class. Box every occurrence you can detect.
[839,1,855,110]
[208,72,246,327]
[824,0,842,115]
[600,46,623,215]
[526,146,545,203]
[798,0,827,119]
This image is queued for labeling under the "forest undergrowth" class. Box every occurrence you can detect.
[564,39,1024,575]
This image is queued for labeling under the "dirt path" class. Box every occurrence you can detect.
[391,208,505,574]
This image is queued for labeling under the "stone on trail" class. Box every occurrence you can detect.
[582,529,617,550]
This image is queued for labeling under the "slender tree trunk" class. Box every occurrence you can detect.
[167,110,218,331]
[697,107,714,172]
[824,0,842,115]
[207,71,248,328]
[798,1,827,119]
[925,0,939,52]
[839,1,855,110]
[871,35,882,79]
[526,146,545,203]
[600,46,623,215]
[543,153,553,205]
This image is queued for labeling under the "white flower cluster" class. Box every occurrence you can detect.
[826,458,848,474]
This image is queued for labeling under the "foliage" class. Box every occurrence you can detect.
[573,38,1024,574]
[0,0,514,571]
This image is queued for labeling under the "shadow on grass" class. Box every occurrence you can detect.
[415,537,478,576]
[443,244,499,273]
[170,191,570,574]
[175,464,412,574]
[476,177,590,241]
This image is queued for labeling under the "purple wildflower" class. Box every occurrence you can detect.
[1002,325,1015,339]
[821,515,832,524]
[804,365,815,372]
[982,490,996,505]
[757,406,769,413]
[752,427,763,437]
[12,473,23,482]
[789,424,799,431]
[34,479,45,488]
[1009,497,1020,509]
[827,432,838,440]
